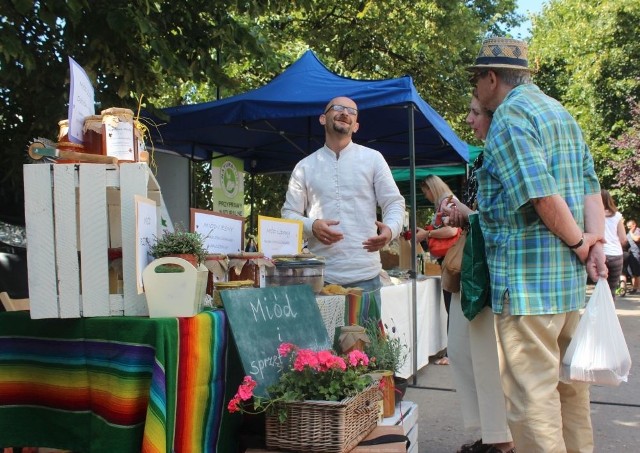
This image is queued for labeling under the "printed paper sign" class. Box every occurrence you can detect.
[191,208,244,254]
[258,216,302,258]
[68,57,95,144]
[135,196,158,294]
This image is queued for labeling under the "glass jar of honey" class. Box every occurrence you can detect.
[101,107,137,162]
[227,252,272,288]
[83,115,104,155]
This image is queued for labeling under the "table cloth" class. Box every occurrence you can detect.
[0,310,235,453]
[380,277,448,378]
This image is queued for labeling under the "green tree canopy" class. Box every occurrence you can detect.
[1,0,521,223]
[529,0,640,216]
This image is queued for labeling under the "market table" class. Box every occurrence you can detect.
[0,309,239,453]
[380,276,448,378]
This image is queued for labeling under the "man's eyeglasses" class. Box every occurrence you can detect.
[468,70,489,86]
[324,104,358,116]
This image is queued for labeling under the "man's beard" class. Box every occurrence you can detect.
[331,120,350,135]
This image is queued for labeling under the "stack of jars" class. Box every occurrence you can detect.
[55,107,148,163]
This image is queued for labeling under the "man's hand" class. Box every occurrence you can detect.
[312,219,344,245]
[363,221,392,252]
[442,200,473,228]
[585,240,608,282]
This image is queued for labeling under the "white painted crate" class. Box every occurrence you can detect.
[24,163,172,318]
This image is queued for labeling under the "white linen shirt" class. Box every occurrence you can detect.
[281,142,405,284]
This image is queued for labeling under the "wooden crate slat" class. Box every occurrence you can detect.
[24,164,59,319]
[120,163,149,316]
[79,165,110,317]
[52,165,81,318]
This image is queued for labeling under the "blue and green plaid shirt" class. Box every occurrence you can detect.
[477,84,600,315]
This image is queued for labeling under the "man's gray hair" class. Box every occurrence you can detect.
[494,68,531,87]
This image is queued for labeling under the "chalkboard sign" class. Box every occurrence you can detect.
[222,285,331,397]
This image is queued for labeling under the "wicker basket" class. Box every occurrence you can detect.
[265,384,381,453]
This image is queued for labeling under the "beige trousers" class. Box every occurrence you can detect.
[448,293,512,443]
[495,298,593,453]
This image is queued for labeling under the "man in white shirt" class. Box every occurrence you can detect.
[281,96,405,306]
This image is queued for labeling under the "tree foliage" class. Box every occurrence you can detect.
[609,96,640,216]
[529,0,640,216]
[1,0,521,224]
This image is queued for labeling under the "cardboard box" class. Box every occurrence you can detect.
[24,163,171,318]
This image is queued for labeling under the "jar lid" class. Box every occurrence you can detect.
[274,259,325,268]
[101,107,134,116]
[58,119,69,126]
[215,280,254,288]
[205,254,227,260]
[228,252,264,259]
[83,115,103,122]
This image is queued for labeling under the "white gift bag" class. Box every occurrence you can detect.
[561,278,632,386]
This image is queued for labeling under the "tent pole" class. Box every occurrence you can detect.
[408,105,419,385]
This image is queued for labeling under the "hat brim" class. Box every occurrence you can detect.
[466,63,531,72]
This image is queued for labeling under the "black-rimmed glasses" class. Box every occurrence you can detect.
[324,104,358,116]
[468,70,489,86]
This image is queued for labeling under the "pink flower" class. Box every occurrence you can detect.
[238,376,256,400]
[278,343,295,357]
[227,395,241,413]
[347,349,369,367]
[293,349,320,371]
[325,355,346,371]
[316,350,335,370]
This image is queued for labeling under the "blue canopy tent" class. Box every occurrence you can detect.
[147,50,468,172]
[147,51,469,379]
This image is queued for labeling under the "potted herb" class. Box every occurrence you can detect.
[363,320,409,413]
[148,226,208,268]
[363,320,409,375]
[143,226,209,317]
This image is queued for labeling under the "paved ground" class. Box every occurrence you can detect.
[405,287,640,452]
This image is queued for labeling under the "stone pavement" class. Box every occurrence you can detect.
[404,287,640,452]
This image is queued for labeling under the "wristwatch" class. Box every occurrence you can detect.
[568,235,584,249]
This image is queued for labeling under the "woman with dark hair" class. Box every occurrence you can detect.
[601,189,627,299]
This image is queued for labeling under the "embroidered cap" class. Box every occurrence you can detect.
[467,37,530,72]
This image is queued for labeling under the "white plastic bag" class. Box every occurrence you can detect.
[561,278,632,386]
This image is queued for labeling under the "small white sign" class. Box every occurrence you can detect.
[258,216,303,258]
[191,208,244,254]
[135,195,158,294]
[68,57,95,144]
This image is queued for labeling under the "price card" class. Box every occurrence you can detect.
[135,196,157,294]
[191,208,244,254]
[257,215,302,258]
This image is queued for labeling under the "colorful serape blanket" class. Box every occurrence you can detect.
[0,310,232,453]
[345,290,380,326]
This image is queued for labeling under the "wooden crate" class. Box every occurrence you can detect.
[24,163,172,318]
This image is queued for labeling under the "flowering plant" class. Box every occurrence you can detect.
[228,343,374,422]
[363,319,409,374]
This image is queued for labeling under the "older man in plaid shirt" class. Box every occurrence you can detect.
[468,37,607,453]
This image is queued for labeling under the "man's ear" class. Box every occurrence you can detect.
[353,121,359,134]
[319,114,326,126]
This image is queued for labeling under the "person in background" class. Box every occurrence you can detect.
[445,91,514,453]
[624,219,640,294]
[281,96,405,310]
[414,174,460,365]
[467,37,606,452]
[601,189,626,299]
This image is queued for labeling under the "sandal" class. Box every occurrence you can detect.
[458,439,490,453]
[434,357,449,365]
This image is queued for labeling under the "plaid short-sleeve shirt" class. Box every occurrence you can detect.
[477,84,600,315]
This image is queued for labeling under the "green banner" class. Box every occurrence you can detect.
[211,156,245,217]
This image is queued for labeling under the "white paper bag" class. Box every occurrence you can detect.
[561,278,632,386]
